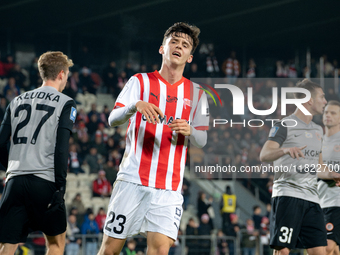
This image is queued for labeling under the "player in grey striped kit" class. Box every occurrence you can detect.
[260,79,340,255]
[318,100,340,255]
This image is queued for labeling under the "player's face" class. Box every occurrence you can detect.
[323,104,340,128]
[159,33,193,67]
[311,88,327,115]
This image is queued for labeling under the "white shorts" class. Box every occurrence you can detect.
[103,180,183,240]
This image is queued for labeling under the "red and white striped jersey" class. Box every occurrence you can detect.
[114,70,209,192]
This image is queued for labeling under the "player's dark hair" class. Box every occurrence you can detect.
[38,51,73,81]
[163,22,200,54]
[327,100,340,108]
[294,79,322,99]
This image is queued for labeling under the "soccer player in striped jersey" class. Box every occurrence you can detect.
[97,22,209,255]
[318,100,340,255]
[0,52,76,255]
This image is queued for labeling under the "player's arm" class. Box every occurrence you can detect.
[317,153,340,184]
[0,105,12,168]
[108,76,164,127]
[260,122,306,162]
[108,100,164,126]
[54,100,76,190]
[260,141,306,162]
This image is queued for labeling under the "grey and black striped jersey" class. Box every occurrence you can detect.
[267,114,323,204]
[318,132,340,208]
[3,86,76,184]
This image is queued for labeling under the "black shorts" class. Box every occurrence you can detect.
[270,196,327,250]
[0,175,67,244]
[323,207,340,245]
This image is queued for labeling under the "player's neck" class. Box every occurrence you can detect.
[158,63,184,85]
[41,80,61,92]
[294,109,313,124]
[325,126,340,137]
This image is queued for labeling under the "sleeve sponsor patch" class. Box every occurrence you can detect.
[70,107,77,123]
[269,126,279,137]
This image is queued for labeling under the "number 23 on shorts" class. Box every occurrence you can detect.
[105,211,127,234]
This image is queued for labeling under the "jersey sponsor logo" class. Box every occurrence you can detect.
[150,92,159,101]
[149,93,178,103]
[305,132,313,138]
[327,160,340,165]
[269,126,279,137]
[141,115,190,125]
[315,132,322,141]
[294,133,302,137]
[70,107,77,123]
[166,95,178,103]
[149,92,180,105]
[326,222,334,231]
[334,145,340,152]
[304,150,320,157]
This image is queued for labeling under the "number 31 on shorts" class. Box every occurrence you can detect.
[279,226,293,244]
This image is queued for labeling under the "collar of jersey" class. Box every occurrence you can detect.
[153,70,185,87]
[291,114,312,127]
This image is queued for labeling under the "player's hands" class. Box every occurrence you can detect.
[168,119,191,136]
[329,172,340,187]
[46,186,65,213]
[334,179,340,187]
[136,101,164,124]
[283,145,307,160]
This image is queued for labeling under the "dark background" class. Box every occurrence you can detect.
[1,0,339,75]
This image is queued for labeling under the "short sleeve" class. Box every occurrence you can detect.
[59,100,77,132]
[114,75,141,109]
[192,90,209,130]
[267,121,287,146]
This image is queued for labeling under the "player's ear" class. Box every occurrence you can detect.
[57,70,64,80]
[159,45,164,55]
[308,96,314,105]
[186,55,193,64]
